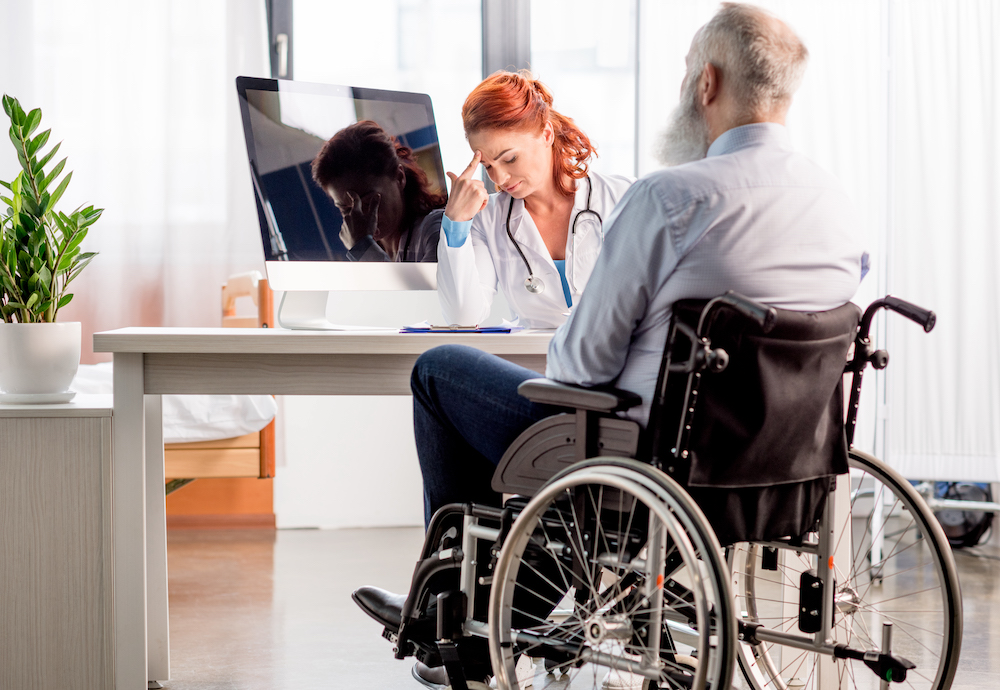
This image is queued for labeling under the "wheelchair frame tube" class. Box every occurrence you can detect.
[643,511,667,671]
[461,516,501,623]
[816,479,838,648]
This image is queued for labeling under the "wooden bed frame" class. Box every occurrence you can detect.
[164,272,277,529]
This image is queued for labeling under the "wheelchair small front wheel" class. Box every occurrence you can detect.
[488,458,735,690]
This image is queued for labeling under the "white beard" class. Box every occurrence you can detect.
[654,80,711,167]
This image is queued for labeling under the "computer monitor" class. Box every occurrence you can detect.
[235,76,446,329]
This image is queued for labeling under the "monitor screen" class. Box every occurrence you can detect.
[236,77,446,293]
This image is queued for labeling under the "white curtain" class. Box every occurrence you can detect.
[888,0,1000,480]
[0,0,269,363]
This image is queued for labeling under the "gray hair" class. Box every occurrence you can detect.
[690,3,808,119]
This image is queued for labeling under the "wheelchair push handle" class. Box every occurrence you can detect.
[702,291,778,334]
[883,296,936,333]
[858,295,936,339]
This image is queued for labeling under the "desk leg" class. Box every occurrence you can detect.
[145,395,170,681]
[113,353,148,689]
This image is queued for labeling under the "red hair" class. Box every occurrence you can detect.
[461,70,595,199]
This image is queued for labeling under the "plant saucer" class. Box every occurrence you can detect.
[0,390,76,404]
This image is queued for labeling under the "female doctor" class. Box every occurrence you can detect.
[438,71,633,329]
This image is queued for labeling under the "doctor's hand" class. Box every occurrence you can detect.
[338,191,380,250]
[444,151,489,223]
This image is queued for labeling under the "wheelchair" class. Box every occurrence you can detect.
[375,293,961,690]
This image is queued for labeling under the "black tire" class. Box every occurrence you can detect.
[489,458,736,690]
[732,449,962,690]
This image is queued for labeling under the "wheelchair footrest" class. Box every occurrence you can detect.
[834,645,916,683]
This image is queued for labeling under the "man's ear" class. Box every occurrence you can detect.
[699,62,720,108]
[397,164,407,189]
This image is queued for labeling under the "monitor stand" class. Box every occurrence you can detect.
[276,291,389,331]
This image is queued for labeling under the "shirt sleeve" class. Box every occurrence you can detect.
[436,211,500,326]
[441,215,472,248]
[546,181,679,386]
[409,209,443,262]
[346,235,390,262]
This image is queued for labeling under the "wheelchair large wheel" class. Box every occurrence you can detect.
[488,458,736,690]
[732,449,962,690]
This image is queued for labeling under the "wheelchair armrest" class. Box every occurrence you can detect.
[517,378,642,413]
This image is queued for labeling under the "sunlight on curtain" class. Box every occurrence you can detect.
[0,0,269,362]
[888,0,1000,480]
[293,0,481,180]
[530,0,637,178]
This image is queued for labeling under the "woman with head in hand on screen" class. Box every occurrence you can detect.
[438,70,633,328]
[312,120,446,262]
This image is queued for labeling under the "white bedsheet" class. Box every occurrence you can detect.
[72,363,278,444]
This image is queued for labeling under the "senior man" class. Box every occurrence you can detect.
[356,3,867,687]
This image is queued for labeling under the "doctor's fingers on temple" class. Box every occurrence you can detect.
[445,168,488,222]
[456,149,482,180]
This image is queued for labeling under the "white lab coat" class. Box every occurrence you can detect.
[436,171,634,329]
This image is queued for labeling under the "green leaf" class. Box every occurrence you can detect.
[57,252,74,272]
[1,95,14,118]
[39,157,65,194]
[79,210,102,228]
[33,141,61,173]
[65,254,96,284]
[18,212,36,233]
[9,99,26,127]
[26,128,50,158]
[25,292,38,310]
[61,229,87,255]
[48,170,72,210]
[0,179,10,191]
[57,293,73,308]
[21,195,40,217]
[52,212,69,234]
[23,109,41,138]
[9,126,21,150]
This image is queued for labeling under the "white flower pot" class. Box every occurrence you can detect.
[0,321,81,396]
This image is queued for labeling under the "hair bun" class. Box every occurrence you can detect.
[530,78,554,107]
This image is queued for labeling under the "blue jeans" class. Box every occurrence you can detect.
[411,344,558,526]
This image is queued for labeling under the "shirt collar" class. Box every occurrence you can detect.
[706,122,791,158]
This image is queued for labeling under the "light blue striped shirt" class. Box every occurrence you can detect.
[546,123,866,424]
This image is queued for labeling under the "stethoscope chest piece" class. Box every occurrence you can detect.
[505,175,601,296]
[524,275,545,294]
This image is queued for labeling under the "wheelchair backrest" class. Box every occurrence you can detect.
[648,299,861,543]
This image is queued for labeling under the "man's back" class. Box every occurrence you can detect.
[546,123,866,424]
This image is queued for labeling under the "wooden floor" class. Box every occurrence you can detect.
[162,526,1000,690]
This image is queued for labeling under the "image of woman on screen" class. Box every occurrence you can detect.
[312,120,446,262]
[438,70,634,328]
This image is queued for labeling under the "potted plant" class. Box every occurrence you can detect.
[0,95,101,402]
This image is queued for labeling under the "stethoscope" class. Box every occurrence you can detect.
[504,175,602,295]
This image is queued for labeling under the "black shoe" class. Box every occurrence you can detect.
[351,586,406,631]
[412,661,449,689]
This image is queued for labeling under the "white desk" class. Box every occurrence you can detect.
[92,328,551,689]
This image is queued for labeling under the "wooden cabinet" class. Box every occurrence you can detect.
[0,395,113,689]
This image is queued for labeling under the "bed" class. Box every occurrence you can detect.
[72,272,279,527]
